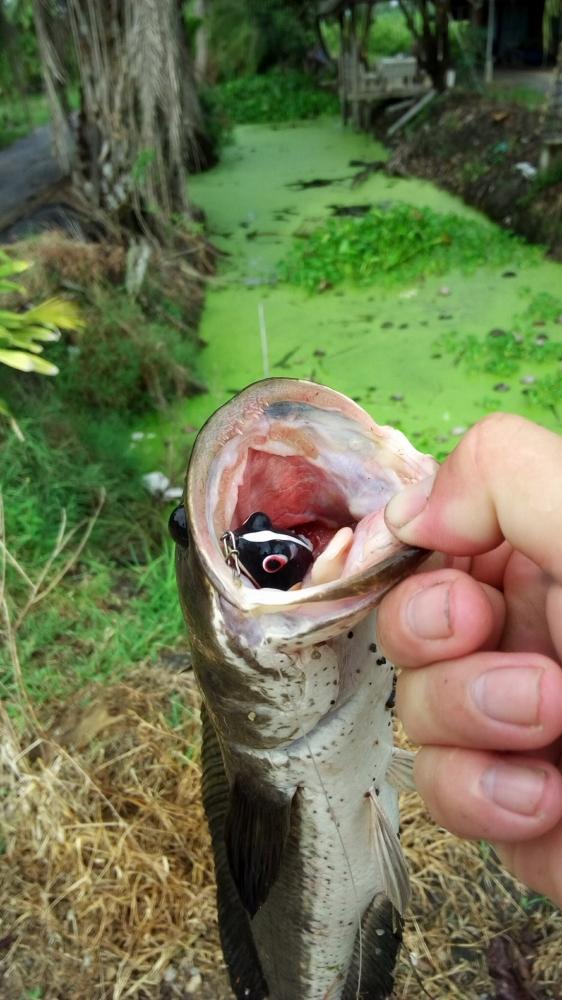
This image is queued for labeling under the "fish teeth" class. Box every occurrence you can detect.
[310,526,354,585]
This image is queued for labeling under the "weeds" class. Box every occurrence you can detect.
[434,293,562,421]
[484,84,545,110]
[210,70,338,125]
[0,410,184,708]
[280,203,538,292]
[0,232,201,709]
[4,234,205,415]
[322,6,413,61]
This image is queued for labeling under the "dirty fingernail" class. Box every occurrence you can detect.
[385,474,436,532]
[471,667,543,727]
[481,763,546,816]
[406,582,451,640]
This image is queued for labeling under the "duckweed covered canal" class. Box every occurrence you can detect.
[143,118,561,467]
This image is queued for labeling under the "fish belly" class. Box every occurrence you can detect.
[251,628,399,999]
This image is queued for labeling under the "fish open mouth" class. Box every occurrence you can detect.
[234,449,351,555]
[189,380,436,600]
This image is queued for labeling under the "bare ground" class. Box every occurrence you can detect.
[380,91,562,260]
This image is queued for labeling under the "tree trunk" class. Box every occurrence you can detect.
[469,0,484,28]
[398,0,451,92]
[34,0,214,239]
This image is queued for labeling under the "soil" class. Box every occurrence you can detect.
[377,91,562,259]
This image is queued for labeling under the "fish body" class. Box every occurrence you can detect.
[173,379,436,1000]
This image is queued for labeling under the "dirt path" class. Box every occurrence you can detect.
[0,125,66,236]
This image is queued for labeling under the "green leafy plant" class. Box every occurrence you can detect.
[0,250,82,386]
[0,251,83,428]
[279,203,536,291]
[368,6,415,58]
[211,69,338,125]
[194,0,312,81]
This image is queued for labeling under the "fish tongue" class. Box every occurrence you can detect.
[310,526,354,585]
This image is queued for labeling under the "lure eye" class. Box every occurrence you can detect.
[168,504,189,549]
[262,554,288,574]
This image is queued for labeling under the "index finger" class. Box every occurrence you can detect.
[385,414,562,584]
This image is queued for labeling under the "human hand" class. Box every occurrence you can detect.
[378,413,562,907]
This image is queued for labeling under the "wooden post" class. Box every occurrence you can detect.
[485,0,496,84]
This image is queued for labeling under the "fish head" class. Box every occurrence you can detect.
[174,378,436,659]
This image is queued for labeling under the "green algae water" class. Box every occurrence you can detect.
[141,119,561,470]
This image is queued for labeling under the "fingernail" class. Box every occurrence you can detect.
[481,763,546,816]
[471,667,543,727]
[385,474,436,531]
[406,582,452,640]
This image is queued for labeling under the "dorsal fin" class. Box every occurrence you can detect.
[225,774,293,917]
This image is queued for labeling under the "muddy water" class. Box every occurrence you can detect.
[139,119,561,472]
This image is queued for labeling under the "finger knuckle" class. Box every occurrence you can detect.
[463,413,525,475]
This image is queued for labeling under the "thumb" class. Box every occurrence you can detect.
[384,413,562,584]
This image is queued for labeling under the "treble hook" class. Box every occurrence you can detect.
[220,529,241,579]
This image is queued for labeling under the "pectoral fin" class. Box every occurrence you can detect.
[387,748,417,793]
[368,790,410,917]
[225,774,294,917]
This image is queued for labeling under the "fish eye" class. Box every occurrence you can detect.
[262,553,288,574]
[168,504,189,549]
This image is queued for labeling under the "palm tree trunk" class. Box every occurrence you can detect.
[34,0,214,238]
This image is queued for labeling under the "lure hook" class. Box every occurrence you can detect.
[221,529,241,579]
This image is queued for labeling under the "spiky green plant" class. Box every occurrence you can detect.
[0,250,83,421]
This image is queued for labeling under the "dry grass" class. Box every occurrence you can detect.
[1,671,560,1000]
[5,230,213,306]
[5,232,126,300]
[397,781,562,999]
[0,667,227,1000]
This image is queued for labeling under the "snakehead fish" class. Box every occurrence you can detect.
[170,379,436,1000]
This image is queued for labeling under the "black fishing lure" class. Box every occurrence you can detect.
[221,512,313,591]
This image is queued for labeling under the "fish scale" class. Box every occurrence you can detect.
[172,378,435,999]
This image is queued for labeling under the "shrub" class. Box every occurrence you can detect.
[279,203,537,291]
[211,69,338,125]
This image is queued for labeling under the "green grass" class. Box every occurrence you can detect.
[0,87,79,149]
[0,93,50,148]
[0,266,199,711]
[485,84,546,110]
[0,403,184,710]
[210,70,338,125]
[279,202,538,292]
[51,287,201,415]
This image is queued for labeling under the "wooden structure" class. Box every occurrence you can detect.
[317,1,431,128]
[452,1,560,77]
